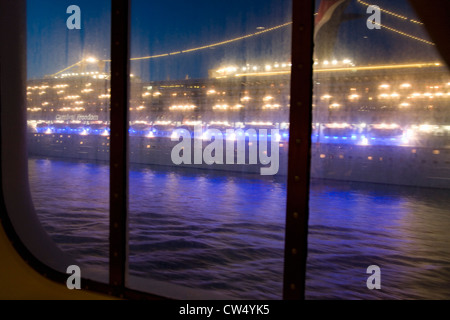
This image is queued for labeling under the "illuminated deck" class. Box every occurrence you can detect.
[26,61,450,187]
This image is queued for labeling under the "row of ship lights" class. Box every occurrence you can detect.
[27,66,450,113]
[320,82,450,109]
[51,58,355,80]
[317,123,450,146]
[55,72,117,79]
[27,80,450,113]
[29,80,286,111]
[29,91,285,112]
[30,119,450,148]
[214,59,355,76]
[31,120,289,143]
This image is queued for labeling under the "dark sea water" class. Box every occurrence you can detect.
[28,157,450,299]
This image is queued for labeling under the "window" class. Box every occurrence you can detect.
[26,0,111,283]
[1,0,312,300]
[2,0,448,301]
[126,0,293,299]
[307,0,450,299]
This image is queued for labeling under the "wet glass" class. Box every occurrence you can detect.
[127,0,292,299]
[307,0,450,299]
[26,0,111,283]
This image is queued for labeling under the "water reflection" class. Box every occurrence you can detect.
[28,158,450,299]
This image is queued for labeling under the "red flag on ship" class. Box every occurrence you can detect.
[314,0,351,59]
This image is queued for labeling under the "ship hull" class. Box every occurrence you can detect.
[28,132,450,189]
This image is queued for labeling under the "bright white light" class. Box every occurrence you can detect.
[373,123,399,129]
[213,104,229,110]
[170,105,196,111]
[326,123,349,129]
[402,129,414,145]
[419,124,437,132]
[275,133,281,142]
[184,120,202,126]
[361,136,369,146]
[226,133,236,141]
[85,57,98,63]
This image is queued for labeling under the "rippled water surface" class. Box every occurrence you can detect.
[28,158,450,299]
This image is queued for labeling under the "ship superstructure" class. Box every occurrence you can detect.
[26,60,450,188]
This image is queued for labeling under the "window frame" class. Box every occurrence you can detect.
[0,0,314,300]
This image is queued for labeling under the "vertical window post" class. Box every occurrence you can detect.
[283,0,314,300]
[110,0,130,295]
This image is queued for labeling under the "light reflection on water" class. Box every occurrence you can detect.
[28,158,450,299]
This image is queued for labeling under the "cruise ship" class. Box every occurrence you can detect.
[26,60,450,188]
[3,0,450,303]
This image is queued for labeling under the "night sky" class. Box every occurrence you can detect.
[27,0,440,81]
